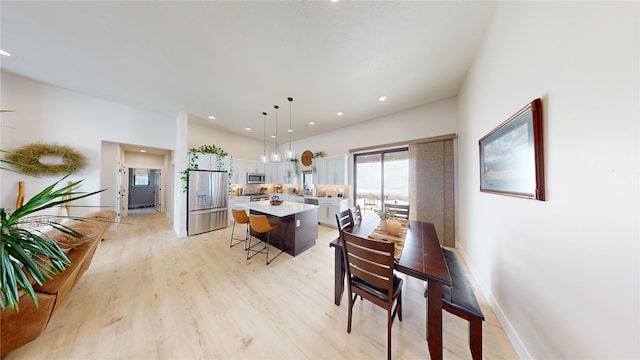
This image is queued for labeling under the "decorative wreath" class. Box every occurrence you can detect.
[6,143,87,175]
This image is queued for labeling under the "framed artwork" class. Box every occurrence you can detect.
[479,98,545,200]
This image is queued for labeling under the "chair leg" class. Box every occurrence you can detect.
[387,309,393,360]
[244,225,250,250]
[246,234,267,260]
[265,231,284,265]
[229,222,237,247]
[245,234,254,260]
[347,293,356,334]
[469,317,483,360]
[397,291,403,322]
[230,222,249,248]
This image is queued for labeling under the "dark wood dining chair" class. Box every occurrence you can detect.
[335,208,354,234]
[350,204,363,226]
[342,231,403,360]
[247,214,282,265]
[384,202,410,221]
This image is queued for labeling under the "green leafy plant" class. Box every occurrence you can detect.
[311,151,325,173]
[374,206,396,220]
[289,157,300,179]
[1,150,107,312]
[180,145,233,193]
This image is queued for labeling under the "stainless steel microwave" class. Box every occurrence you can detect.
[247,173,266,184]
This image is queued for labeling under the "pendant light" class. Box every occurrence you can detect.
[270,105,281,163]
[285,97,295,161]
[259,112,268,163]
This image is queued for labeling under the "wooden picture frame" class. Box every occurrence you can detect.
[479,98,545,200]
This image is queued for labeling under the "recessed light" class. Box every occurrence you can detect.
[309,121,315,126]
[378,96,387,102]
[337,112,343,116]
[0,49,11,57]
[208,115,216,120]
[331,0,339,2]
[271,135,276,138]
[245,127,251,131]
[140,149,146,153]
[288,129,293,133]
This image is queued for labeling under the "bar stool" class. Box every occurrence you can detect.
[230,209,250,249]
[247,214,283,265]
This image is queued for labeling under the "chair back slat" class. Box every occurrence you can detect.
[350,205,363,226]
[384,203,410,220]
[336,209,354,233]
[343,232,395,295]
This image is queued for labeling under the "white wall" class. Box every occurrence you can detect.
[0,71,176,216]
[123,151,166,169]
[290,97,458,156]
[457,2,639,358]
[187,116,264,160]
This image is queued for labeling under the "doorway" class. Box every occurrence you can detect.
[128,168,162,215]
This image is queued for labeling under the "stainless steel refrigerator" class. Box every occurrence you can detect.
[187,170,228,236]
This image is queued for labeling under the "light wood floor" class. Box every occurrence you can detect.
[4,212,519,359]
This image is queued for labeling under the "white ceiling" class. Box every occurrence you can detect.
[0,1,496,143]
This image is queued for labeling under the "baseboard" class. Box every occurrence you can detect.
[456,245,532,359]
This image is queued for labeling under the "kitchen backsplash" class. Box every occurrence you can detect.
[231,183,349,198]
[312,184,350,198]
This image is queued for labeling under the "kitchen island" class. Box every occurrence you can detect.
[237,201,319,257]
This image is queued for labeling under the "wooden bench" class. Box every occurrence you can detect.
[425,248,485,360]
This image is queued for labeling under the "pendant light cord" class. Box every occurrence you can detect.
[288,97,293,150]
[263,112,267,156]
[274,105,279,150]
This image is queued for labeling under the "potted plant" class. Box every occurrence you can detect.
[1,150,106,312]
[374,206,396,230]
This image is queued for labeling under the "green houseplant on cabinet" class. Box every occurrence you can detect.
[0,150,106,312]
[179,144,234,195]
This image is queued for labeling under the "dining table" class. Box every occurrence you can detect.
[329,215,452,360]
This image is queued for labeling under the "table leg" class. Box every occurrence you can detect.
[333,246,345,306]
[427,281,443,360]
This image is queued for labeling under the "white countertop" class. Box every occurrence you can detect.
[231,195,347,202]
[237,200,319,217]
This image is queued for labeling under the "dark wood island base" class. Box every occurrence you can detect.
[238,200,319,258]
[249,207,318,257]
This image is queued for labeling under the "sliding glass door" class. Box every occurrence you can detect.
[354,147,408,214]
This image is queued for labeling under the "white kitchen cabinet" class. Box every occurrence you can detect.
[190,152,212,170]
[230,158,296,184]
[232,159,248,184]
[278,162,293,184]
[266,162,288,184]
[217,155,231,172]
[314,155,348,185]
[189,153,232,172]
[232,158,264,184]
[247,160,261,173]
[314,157,327,184]
[317,198,348,228]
